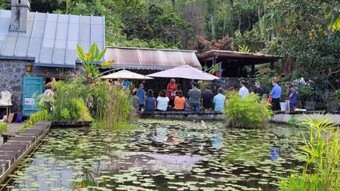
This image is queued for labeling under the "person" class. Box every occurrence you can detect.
[166,79,178,107]
[269,79,282,111]
[253,80,264,98]
[213,88,226,112]
[114,78,123,86]
[288,84,298,111]
[174,90,186,111]
[145,89,156,112]
[188,82,201,112]
[238,80,249,98]
[42,84,54,112]
[202,86,214,111]
[123,79,131,89]
[157,90,169,111]
[136,84,146,112]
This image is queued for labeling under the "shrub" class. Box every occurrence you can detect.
[0,122,8,134]
[280,117,340,191]
[225,92,272,128]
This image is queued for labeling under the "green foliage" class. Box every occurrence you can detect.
[51,79,90,121]
[76,43,107,83]
[23,110,49,129]
[280,117,340,191]
[238,44,250,53]
[97,83,133,128]
[255,67,277,93]
[0,122,8,134]
[225,92,272,128]
[287,116,300,127]
[51,78,132,128]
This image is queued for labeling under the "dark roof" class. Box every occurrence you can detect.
[196,50,281,65]
[104,47,202,70]
[0,10,105,68]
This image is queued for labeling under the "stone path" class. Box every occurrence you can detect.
[271,114,340,125]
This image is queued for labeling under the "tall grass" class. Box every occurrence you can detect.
[280,116,340,191]
[91,82,133,128]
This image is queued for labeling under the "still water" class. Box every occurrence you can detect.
[2,120,305,191]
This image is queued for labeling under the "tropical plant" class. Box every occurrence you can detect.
[280,117,340,191]
[238,44,250,53]
[0,122,8,134]
[225,92,272,128]
[76,43,108,83]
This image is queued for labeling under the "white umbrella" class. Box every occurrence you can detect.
[100,69,153,80]
[147,65,219,81]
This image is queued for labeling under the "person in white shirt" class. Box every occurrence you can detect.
[238,80,249,98]
[157,90,169,111]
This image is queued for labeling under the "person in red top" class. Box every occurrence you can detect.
[167,79,178,107]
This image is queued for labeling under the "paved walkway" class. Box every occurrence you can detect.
[270,113,340,125]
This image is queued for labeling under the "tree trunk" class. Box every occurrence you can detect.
[211,15,216,39]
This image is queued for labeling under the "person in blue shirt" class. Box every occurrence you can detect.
[213,88,226,112]
[123,79,131,89]
[288,84,298,111]
[136,84,146,112]
[269,80,282,111]
[145,89,156,112]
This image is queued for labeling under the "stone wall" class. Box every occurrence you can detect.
[0,60,80,114]
[0,60,29,112]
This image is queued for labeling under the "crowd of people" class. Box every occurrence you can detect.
[132,79,227,113]
[123,78,298,113]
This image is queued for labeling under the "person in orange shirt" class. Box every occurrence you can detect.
[167,79,178,107]
[174,90,186,111]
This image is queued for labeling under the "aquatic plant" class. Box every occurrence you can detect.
[0,122,8,134]
[225,92,272,128]
[280,117,340,191]
[3,121,307,191]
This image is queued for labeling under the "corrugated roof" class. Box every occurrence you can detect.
[197,50,281,65]
[105,47,202,70]
[0,10,105,68]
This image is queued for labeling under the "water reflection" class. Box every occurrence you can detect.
[1,122,306,191]
[270,147,280,161]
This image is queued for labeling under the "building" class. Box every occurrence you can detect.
[104,47,202,96]
[197,50,281,78]
[0,0,105,115]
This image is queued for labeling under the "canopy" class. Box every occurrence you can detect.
[147,65,219,81]
[100,69,153,80]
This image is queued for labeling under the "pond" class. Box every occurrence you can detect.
[2,120,306,191]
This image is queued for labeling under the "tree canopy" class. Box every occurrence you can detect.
[1,0,339,88]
